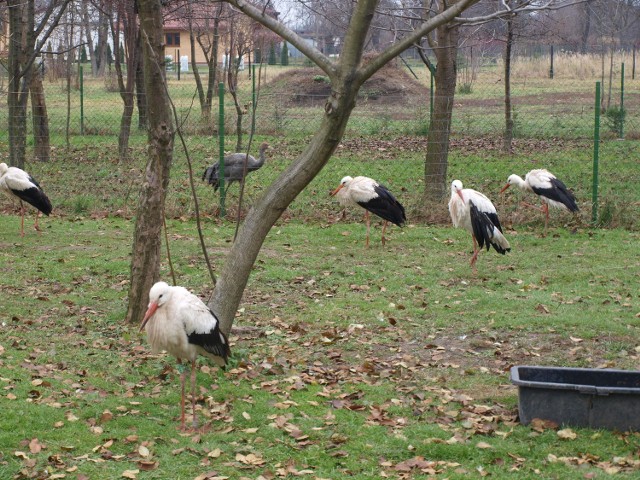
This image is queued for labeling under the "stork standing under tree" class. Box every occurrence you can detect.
[500,169,579,233]
[202,142,271,192]
[140,281,231,431]
[331,175,406,247]
[449,180,510,270]
[0,163,53,236]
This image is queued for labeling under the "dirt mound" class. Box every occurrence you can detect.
[265,63,425,104]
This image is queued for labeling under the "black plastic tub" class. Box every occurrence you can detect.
[510,365,640,431]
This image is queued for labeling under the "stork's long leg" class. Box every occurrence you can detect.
[520,201,545,213]
[470,235,480,269]
[190,359,198,428]
[543,203,550,233]
[33,211,42,232]
[178,359,187,431]
[381,221,388,246]
[521,201,549,231]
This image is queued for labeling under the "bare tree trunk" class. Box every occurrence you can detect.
[7,0,33,169]
[30,66,50,162]
[96,8,110,77]
[82,0,98,75]
[210,85,359,334]
[125,0,175,324]
[64,7,75,150]
[188,2,224,125]
[503,13,514,153]
[580,0,592,54]
[600,41,605,110]
[424,23,459,201]
[135,30,147,129]
[606,43,614,109]
[225,9,255,150]
[119,97,135,157]
[7,0,69,167]
[227,46,245,151]
[189,18,208,118]
[8,89,29,169]
[208,0,385,334]
[111,2,139,160]
[190,6,222,123]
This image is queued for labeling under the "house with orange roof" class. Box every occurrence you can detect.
[162,1,281,69]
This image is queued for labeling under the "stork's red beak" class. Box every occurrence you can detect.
[500,183,510,194]
[330,184,343,196]
[456,189,465,202]
[139,302,158,332]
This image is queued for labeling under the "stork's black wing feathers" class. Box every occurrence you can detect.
[485,211,503,233]
[187,310,231,364]
[11,185,53,215]
[531,178,579,212]
[357,184,407,227]
[469,201,508,254]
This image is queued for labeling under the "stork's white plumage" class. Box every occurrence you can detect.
[449,180,510,269]
[501,169,579,231]
[140,281,230,431]
[330,175,406,247]
[0,162,53,236]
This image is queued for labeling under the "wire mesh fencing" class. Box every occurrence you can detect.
[0,57,638,229]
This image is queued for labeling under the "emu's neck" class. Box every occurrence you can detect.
[255,145,268,167]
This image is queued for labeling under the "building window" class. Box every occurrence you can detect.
[166,33,180,47]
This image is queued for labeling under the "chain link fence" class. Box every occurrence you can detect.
[0,48,638,228]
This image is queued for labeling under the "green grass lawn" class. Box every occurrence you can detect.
[1,134,640,480]
[0,121,639,479]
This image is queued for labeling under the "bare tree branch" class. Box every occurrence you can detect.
[358,0,479,82]
[226,0,338,78]
[458,0,588,26]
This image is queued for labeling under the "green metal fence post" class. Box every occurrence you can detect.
[619,62,624,139]
[251,63,256,135]
[592,82,600,224]
[177,49,180,81]
[218,82,226,217]
[79,65,84,135]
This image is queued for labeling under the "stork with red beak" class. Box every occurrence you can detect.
[140,281,231,431]
[449,180,510,269]
[330,175,406,247]
[501,169,579,232]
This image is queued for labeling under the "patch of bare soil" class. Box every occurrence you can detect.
[265,63,425,105]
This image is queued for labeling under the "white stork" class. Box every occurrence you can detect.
[140,281,231,431]
[500,169,579,231]
[330,175,406,247]
[448,180,510,269]
[0,162,53,236]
